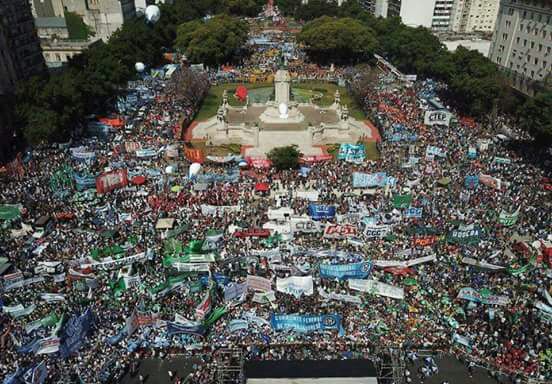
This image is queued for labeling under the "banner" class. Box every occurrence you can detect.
[352,172,387,188]
[74,173,96,191]
[96,169,128,194]
[479,174,502,190]
[40,293,66,303]
[318,287,362,304]
[246,275,272,292]
[337,144,365,163]
[295,191,319,201]
[173,263,210,272]
[319,262,372,280]
[184,147,204,163]
[461,257,505,270]
[166,321,206,337]
[363,224,391,238]
[270,313,343,334]
[452,333,472,348]
[135,148,157,158]
[456,287,510,306]
[59,308,94,358]
[424,110,452,127]
[323,224,358,239]
[70,147,96,162]
[425,145,446,158]
[372,255,436,268]
[447,225,483,245]
[24,361,47,384]
[90,252,147,271]
[291,219,321,233]
[308,204,335,220]
[252,291,276,304]
[224,282,248,302]
[4,276,45,291]
[464,175,479,189]
[25,313,59,334]
[349,279,404,299]
[404,207,422,218]
[276,276,314,298]
[200,205,239,216]
[125,310,160,336]
[195,291,212,319]
[9,304,36,318]
[393,194,412,209]
[493,157,511,164]
[36,336,60,355]
[499,208,519,226]
[228,319,249,333]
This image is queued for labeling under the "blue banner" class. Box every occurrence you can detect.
[464,175,479,189]
[337,144,365,163]
[166,322,206,337]
[308,204,335,220]
[59,308,94,359]
[106,328,127,346]
[196,169,239,184]
[224,282,247,302]
[270,313,343,335]
[352,172,387,188]
[319,262,372,280]
[74,173,97,191]
[24,361,47,384]
[404,207,423,218]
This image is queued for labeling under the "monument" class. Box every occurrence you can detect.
[192,70,374,158]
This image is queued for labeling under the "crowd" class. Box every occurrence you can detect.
[1,30,552,384]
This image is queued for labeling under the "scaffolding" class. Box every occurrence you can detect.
[215,348,245,384]
[376,347,406,384]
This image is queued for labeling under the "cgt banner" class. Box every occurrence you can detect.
[424,110,452,127]
[323,224,358,239]
[96,169,128,194]
[319,262,373,280]
[270,313,343,335]
[308,204,336,220]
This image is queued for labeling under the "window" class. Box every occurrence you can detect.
[531,41,535,48]
[538,44,543,52]
[543,61,548,69]
[534,57,539,65]
[516,37,520,44]
[523,39,527,47]
[503,33,508,41]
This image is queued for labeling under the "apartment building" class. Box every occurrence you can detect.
[450,0,500,33]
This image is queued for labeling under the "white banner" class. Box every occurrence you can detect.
[296,191,319,201]
[363,224,391,238]
[291,218,321,233]
[252,290,276,304]
[173,263,210,272]
[318,287,362,304]
[349,279,404,299]
[90,252,147,271]
[200,205,239,216]
[4,276,45,291]
[246,275,272,292]
[268,207,294,220]
[424,110,452,127]
[461,257,505,270]
[276,276,314,298]
[36,336,61,354]
[40,293,66,303]
[373,255,437,268]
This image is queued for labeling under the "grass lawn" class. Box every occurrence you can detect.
[195,81,365,121]
[194,82,271,121]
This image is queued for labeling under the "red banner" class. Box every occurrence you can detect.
[412,236,437,247]
[233,229,271,238]
[323,224,357,239]
[300,154,333,163]
[184,147,204,163]
[245,157,271,168]
[96,169,128,194]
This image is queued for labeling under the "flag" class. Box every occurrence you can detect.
[195,292,212,320]
[204,306,227,327]
[23,361,47,384]
[393,194,413,209]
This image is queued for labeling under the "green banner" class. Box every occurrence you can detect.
[204,306,227,327]
[0,205,21,221]
[393,194,413,209]
[499,209,519,227]
[447,225,483,245]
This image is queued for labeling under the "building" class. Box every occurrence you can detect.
[450,0,500,33]
[398,0,455,31]
[359,0,402,18]
[488,0,552,94]
[29,0,136,41]
[443,38,492,55]
[0,0,46,163]
[41,39,97,68]
[35,17,69,39]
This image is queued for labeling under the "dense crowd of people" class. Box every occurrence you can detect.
[1,25,551,384]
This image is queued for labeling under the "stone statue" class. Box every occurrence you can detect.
[217,106,224,122]
[334,90,341,105]
[341,105,349,121]
[222,90,228,106]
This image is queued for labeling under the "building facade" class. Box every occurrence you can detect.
[359,0,402,18]
[0,0,46,163]
[450,0,500,33]
[398,0,455,31]
[489,0,552,93]
[30,0,136,41]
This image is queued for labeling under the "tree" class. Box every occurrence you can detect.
[224,0,265,17]
[518,90,552,143]
[175,15,249,65]
[298,17,377,64]
[295,0,339,21]
[267,145,301,170]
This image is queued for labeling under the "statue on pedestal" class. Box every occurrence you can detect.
[341,105,349,121]
[222,90,228,106]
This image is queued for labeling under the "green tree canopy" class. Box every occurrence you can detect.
[268,145,301,170]
[175,15,249,65]
[298,16,377,64]
[518,90,552,143]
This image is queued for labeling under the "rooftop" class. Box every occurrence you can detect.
[35,17,67,29]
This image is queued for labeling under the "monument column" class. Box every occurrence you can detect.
[274,69,291,105]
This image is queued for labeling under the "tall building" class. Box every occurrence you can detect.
[488,0,552,93]
[29,0,136,41]
[359,0,402,17]
[450,0,500,33]
[0,0,46,163]
[398,0,455,31]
